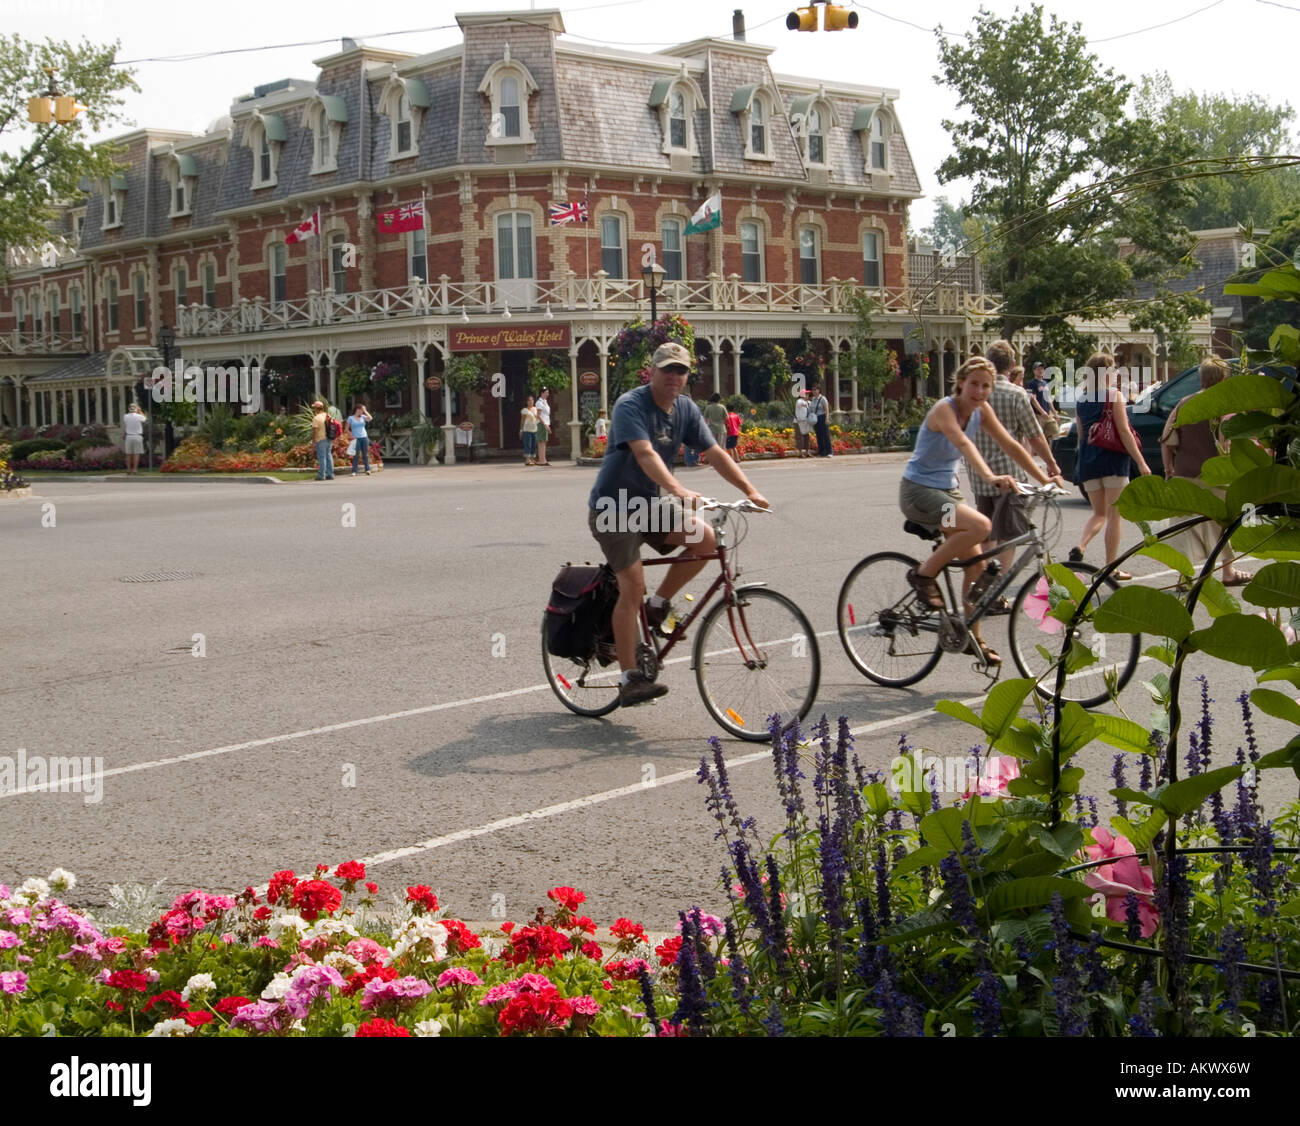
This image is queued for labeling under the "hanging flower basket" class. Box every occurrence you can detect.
[444,353,489,394]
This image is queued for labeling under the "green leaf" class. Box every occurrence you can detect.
[1090,713,1156,754]
[890,845,944,879]
[983,876,1089,917]
[1058,702,1098,759]
[1249,688,1300,726]
[935,699,983,729]
[1158,764,1245,817]
[1044,562,1087,602]
[862,782,893,817]
[1093,586,1193,642]
[1271,322,1300,364]
[980,678,1035,741]
[1254,735,1300,772]
[1142,643,1176,667]
[1242,562,1300,608]
[1220,411,1281,441]
[1188,612,1288,669]
[1111,787,1161,808]
[1122,809,1167,852]
[879,910,954,944]
[1173,373,1294,425]
[920,807,969,854]
[1115,476,1228,522]
[1199,453,1239,488]
[1032,822,1085,859]
[1137,542,1193,577]
[1258,665,1300,688]
[1279,898,1300,918]
[1230,438,1273,471]
[1231,522,1300,560]
[1226,465,1300,518]
[1057,766,1086,795]
[1196,576,1240,618]
[1008,852,1066,877]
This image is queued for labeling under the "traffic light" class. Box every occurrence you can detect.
[823,4,859,30]
[53,95,87,123]
[27,96,53,124]
[786,6,818,31]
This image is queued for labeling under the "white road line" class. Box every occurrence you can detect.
[353,695,989,869]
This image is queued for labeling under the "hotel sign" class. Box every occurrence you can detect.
[448,324,571,352]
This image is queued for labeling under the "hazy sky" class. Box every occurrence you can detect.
[9,0,1299,226]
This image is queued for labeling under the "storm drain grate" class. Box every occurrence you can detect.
[119,570,198,583]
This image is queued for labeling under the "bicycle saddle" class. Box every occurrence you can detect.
[902,520,942,542]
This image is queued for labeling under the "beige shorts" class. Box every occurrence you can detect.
[899,477,963,530]
[1082,475,1128,493]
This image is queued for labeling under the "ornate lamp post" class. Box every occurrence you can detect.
[641,261,666,324]
[152,323,175,470]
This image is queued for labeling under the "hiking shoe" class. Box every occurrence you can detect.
[619,672,668,707]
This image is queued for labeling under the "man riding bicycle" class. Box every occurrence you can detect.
[588,341,768,706]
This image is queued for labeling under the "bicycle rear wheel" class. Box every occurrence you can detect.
[1008,560,1139,707]
[693,586,820,741]
[837,552,943,687]
[541,616,621,716]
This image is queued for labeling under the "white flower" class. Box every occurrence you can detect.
[272,914,309,938]
[147,1018,191,1037]
[303,918,356,942]
[260,972,292,1001]
[390,917,448,963]
[181,973,215,1002]
[413,1019,442,1037]
[46,869,76,893]
[322,951,363,975]
[16,879,49,902]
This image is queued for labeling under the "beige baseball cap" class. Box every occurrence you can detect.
[651,342,692,369]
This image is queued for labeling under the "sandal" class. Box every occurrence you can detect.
[1068,547,1083,563]
[907,567,945,610]
[1222,570,1252,587]
[987,595,1013,615]
[966,637,1001,665]
[1112,570,1134,582]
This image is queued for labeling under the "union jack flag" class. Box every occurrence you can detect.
[548,200,589,225]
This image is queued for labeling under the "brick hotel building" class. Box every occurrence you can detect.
[0,6,1115,462]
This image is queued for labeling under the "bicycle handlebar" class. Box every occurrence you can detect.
[693,497,771,514]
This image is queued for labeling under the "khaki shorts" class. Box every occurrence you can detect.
[588,505,676,573]
[976,490,1031,543]
[1082,475,1128,493]
[899,477,962,531]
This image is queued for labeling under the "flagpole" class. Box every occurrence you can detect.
[583,183,591,296]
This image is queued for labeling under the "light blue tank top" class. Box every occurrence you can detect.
[902,398,981,489]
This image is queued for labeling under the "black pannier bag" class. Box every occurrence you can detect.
[545,563,617,661]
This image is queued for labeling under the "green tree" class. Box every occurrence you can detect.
[0,35,138,270]
[935,5,1202,340]
[1136,73,1300,231]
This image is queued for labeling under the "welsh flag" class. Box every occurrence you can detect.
[284,211,319,244]
[684,192,721,235]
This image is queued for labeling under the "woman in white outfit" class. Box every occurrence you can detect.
[122,403,146,475]
[535,387,553,466]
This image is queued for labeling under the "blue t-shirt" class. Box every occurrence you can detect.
[347,415,368,439]
[902,398,982,489]
[588,385,716,510]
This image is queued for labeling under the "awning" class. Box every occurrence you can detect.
[729,85,755,113]
[176,154,198,177]
[852,105,877,132]
[318,94,349,122]
[261,113,287,142]
[25,351,109,384]
[403,78,430,109]
[648,78,671,108]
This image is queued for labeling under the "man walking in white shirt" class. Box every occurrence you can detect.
[122,403,146,475]
[535,387,553,466]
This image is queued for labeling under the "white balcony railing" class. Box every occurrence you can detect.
[0,331,90,355]
[175,272,1005,340]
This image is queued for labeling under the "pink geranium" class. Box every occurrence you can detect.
[962,755,1020,800]
[436,967,482,989]
[1023,577,1064,635]
[1082,827,1159,937]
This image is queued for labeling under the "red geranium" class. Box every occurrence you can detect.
[501,925,572,968]
[441,919,482,955]
[354,1018,411,1037]
[343,962,399,998]
[603,958,652,981]
[500,921,515,934]
[143,990,186,1015]
[611,918,647,944]
[654,936,683,967]
[267,870,299,906]
[497,987,574,1036]
[104,1000,124,1012]
[253,906,272,921]
[568,915,597,935]
[546,887,586,913]
[183,1010,214,1028]
[215,995,250,1015]
[107,970,149,993]
[405,886,439,914]
[580,941,604,961]
[334,860,366,883]
[290,880,342,922]
[364,882,378,895]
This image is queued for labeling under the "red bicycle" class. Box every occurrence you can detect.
[542,499,821,741]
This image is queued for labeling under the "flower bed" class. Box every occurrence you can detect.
[161,435,383,474]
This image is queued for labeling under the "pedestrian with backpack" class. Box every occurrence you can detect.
[312,400,336,480]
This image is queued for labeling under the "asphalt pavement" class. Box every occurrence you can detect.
[3,457,1294,929]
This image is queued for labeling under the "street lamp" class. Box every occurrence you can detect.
[641,261,666,324]
[153,323,176,470]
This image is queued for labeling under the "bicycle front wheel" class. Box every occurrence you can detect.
[541,616,621,717]
[837,552,943,687]
[693,586,820,742]
[1008,561,1139,708]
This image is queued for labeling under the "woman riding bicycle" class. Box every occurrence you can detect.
[899,356,1056,664]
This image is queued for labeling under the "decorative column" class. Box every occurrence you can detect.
[598,339,610,414]
[568,343,582,459]
[831,347,845,427]
[14,378,23,427]
[356,195,375,293]
[732,335,742,398]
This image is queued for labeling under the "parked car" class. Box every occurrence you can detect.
[1051,363,1295,487]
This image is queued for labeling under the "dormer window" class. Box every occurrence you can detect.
[649,75,703,157]
[731,86,777,162]
[246,113,285,188]
[164,153,197,218]
[791,94,838,168]
[102,174,126,230]
[307,95,348,174]
[378,75,428,160]
[870,114,887,170]
[479,50,539,147]
[853,105,892,175]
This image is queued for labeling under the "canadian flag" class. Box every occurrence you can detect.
[285,211,320,244]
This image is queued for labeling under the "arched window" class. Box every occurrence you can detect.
[396,93,413,154]
[799,226,820,285]
[661,217,684,281]
[862,231,882,287]
[669,90,687,150]
[15,295,24,343]
[870,114,887,170]
[807,108,824,165]
[750,98,766,155]
[741,221,763,283]
[495,211,536,308]
[134,271,147,329]
[106,275,120,333]
[600,214,625,279]
[500,77,520,138]
[269,243,287,304]
[259,133,273,182]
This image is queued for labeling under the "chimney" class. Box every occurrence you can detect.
[733,9,746,40]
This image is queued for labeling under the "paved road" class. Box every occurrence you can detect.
[3,459,1293,928]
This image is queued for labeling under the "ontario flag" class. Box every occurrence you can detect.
[377,201,425,234]
[284,210,319,244]
[548,200,589,225]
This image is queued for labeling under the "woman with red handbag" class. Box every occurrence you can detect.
[1069,352,1151,580]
